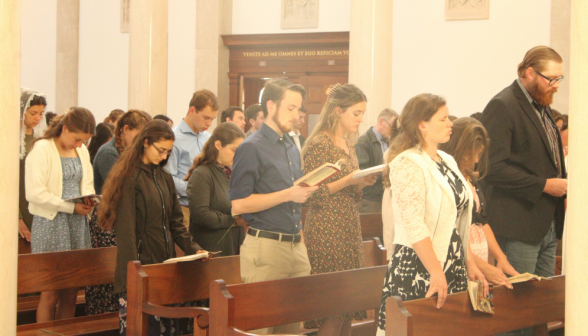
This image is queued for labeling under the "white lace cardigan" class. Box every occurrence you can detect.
[384,147,473,264]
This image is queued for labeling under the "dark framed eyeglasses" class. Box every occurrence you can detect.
[535,70,564,86]
[152,144,172,157]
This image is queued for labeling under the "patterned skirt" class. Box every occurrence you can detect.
[377,229,467,330]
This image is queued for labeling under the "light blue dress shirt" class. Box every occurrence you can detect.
[165,119,211,206]
[371,126,388,154]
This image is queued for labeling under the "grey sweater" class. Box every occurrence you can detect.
[93,137,119,194]
[187,163,244,256]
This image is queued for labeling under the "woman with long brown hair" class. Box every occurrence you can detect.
[376,94,487,334]
[98,120,206,336]
[85,109,151,316]
[185,122,247,256]
[25,107,97,322]
[439,117,519,287]
[302,84,378,336]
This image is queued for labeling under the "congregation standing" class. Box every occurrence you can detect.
[17,44,569,336]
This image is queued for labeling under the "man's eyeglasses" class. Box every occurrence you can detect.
[535,70,564,86]
[152,144,172,157]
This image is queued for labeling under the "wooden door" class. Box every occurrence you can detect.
[299,75,348,138]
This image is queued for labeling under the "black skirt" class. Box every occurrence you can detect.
[378,229,467,330]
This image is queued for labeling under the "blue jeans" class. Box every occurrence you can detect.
[496,222,558,336]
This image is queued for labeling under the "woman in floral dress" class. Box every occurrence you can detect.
[302,84,378,336]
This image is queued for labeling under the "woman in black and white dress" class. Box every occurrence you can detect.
[376,94,488,334]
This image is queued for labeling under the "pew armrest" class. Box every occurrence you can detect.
[142,302,209,327]
[385,296,413,336]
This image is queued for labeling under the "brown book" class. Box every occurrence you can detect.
[468,280,495,314]
[295,161,343,187]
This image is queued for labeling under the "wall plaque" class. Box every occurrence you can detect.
[281,0,319,29]
[445,0,490,21]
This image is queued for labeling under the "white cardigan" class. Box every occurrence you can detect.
[25,138,95,220]
[383,147,473,264]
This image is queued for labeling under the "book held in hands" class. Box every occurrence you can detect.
[468,280,495,314]
[507,272,548,284]
[64,194,102,204]
[163,251,221,264]
[352,164,385,179]
[294,161,343,187]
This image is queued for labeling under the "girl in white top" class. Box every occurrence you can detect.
[25,107,97,322]
[377,94,487,334]
[439,117,519,288]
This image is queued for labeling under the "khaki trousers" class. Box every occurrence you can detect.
[240,233,311,334]
[181,206,190,230]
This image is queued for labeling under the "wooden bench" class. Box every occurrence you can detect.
[209,265,388,335]
[385,275,565,336]
[17,247,119,336]
[19,237,31,254]
[126,238,387,336]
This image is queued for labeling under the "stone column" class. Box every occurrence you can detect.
[550,0,571,114]
[55,0,79,114]
[349,0,393,134]
[195,0,232,129]
[128,0,168,116]
[565,1,588,335]
[0,0,20,333]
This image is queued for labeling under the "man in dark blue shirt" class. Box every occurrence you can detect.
[230,78,317,334]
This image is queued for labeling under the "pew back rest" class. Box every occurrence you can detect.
[127,238,384,307]
[18,246,117,294]
[363,237,386,267]
[360,213,383,240]
[385,275,565,336]
[210,265,388,333]
[129,255,243,306]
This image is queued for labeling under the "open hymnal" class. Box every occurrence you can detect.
[294,161,343,187]
[163,251,221,264]
[468,280,495,314]
[508,272,549,284]
[64,194,102,204]
[352,164,385,179]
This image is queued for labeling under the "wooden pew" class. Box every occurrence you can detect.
[209,265,388,335]
[18,237,31,254]
[385,276,565,336]
[126,238,387,336]
[126,255,242,336]
[16,247,119,336]
[360,213,383,241]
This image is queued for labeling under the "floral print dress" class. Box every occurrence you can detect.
[303,133,366,328]
[84,208,119,315]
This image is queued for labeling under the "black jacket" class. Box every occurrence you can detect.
[481,80,566,242]
[355,127,384,202]
[114,162,201,294]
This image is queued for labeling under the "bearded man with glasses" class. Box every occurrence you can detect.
[480,46,567,336]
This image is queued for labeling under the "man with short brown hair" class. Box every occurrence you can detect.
[230,78,317,334]
[166,89,219,228]
[481,47,566,336]
[245,103,264,137]
[221,106,246,131]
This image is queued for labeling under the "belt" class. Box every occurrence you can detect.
[247,227,302,243]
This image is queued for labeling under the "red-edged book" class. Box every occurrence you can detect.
[294,161,342,187]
